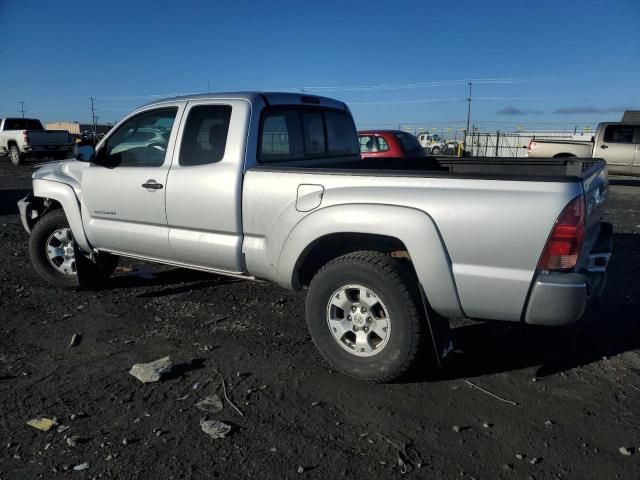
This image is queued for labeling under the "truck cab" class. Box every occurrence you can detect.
[593,123,640,175]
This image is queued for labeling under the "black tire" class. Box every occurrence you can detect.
[305,251,426,383]
[29,210,79,288]
[9,145,22,166]
[29,209,119,289]
[430,146,441,155]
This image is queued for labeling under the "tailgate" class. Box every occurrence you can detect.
[578,160,610,269]
[28,130,70,146]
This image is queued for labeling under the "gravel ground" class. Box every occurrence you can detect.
[0,160,639,479]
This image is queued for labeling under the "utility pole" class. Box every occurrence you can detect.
[462,81,472,155]
[206,79,210,93]
[18,101,26,118]
[89,97,97,134]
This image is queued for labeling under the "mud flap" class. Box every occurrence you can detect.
[419,285,453,367]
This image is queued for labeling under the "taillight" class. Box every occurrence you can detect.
[528,140,537,152]
[23,130,29,143]
[538,196,585,271]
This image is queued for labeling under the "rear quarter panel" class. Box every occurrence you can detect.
[242,170,582,321]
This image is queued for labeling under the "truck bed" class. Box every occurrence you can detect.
[249,156,605,183]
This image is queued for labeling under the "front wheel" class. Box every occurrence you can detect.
[430,146,441,155]
[306,251,426,383]
[9,145,22,166]
[29,210,119,289]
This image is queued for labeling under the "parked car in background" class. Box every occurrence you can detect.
[19,92,612,383]
[417,132,446,155]
[359,130,426,159]
[528,122,640,175]
[0,118,74,166]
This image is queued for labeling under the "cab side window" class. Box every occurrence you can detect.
[376,136,390,152]
[103,108,177,167]
[604,125,634,143]
[179,105,232,166]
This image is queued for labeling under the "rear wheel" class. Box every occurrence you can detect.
[9,145,22,166]
[305,251,426,383]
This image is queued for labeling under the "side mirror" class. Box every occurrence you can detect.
[75,145,95,162]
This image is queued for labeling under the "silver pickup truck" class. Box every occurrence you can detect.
[528,122,640,175]
[18,92,612,382]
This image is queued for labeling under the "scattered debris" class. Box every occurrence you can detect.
[501,464,513,471]
[192,382,201,390]
[211,368,244,417]
[544,420,554,427]
[68,333,82,348]
[515,454,524,460]
[452,425,462,433]
[196,395,224,414]
[56,425,70,433]
[297,465,305,474]
[66,436,81,447]
[482,422,493,429]
[73,463,89,471]
[377,433,423,474]
[530,457,541,464]
[200,419,231,439]
[129,356,173,383]
[619,446,634,456]
[464,380,518,406]
[270,447,277,452]
[201,315,231,326]
[26,417,57,431]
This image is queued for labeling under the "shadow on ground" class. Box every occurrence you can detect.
[0,189,30,215]
[105,267,244,297]
[436,232,640,382]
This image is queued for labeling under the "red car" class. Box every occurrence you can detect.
[358,130,426,159]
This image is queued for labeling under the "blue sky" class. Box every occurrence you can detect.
[0,0,638,133]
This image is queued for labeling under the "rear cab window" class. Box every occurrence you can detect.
[259,107,359,163]
[3,118,44,130]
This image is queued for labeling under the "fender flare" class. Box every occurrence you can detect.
[33,179,92,253]
[276,203,464,318]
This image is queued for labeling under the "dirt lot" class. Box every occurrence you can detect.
[0,160,639,479]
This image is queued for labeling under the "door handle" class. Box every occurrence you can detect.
[600,144,608,149]
[142,179,163,190]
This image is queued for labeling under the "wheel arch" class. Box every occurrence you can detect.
[276,203,464,318]
[553,153,577,158]
[32,179,92,252]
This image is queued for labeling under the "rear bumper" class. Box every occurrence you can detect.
[22,145,73,157]
[524,222,612,326]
